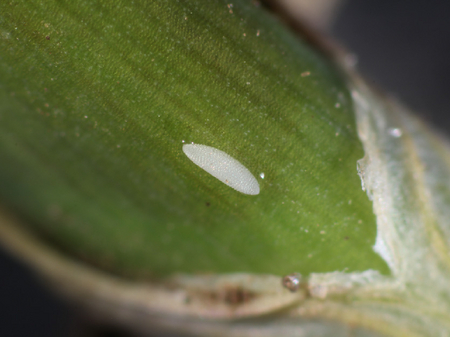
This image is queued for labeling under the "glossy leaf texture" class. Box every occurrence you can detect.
[0,0,389,277]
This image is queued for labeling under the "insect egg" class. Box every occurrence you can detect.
[182,144,260,195]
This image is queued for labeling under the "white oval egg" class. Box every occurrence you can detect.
[182,144,260,195]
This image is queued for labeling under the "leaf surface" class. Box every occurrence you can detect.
[0,0,388,277]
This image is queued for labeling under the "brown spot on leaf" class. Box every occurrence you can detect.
[222,287,253,305]
[195,287,256,306]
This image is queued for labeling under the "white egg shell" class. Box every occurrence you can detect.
[182,144,260,195]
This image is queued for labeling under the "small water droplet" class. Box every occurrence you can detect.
[259,172,265,179]
[282,273,302,292]
[389,128,402,138]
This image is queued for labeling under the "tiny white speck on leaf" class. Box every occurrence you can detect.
[389,128,402,138]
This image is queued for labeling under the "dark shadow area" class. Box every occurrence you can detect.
[333,0,450,133]
[0,248,72,337]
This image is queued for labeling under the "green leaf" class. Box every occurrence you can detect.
[3,1,450,336]
[0,1,387,277]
